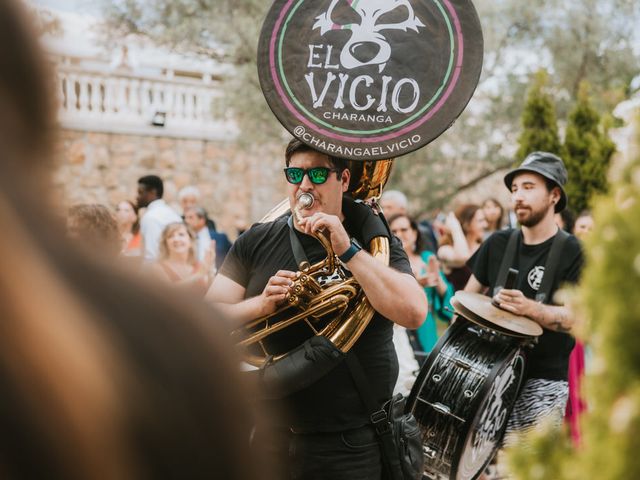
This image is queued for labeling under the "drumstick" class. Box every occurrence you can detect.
[492,268,518,307]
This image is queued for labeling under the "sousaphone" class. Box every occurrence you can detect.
[236,0,484,398]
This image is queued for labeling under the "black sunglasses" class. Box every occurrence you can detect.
[283,167,340,185]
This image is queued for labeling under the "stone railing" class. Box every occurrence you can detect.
[56,64,238,140]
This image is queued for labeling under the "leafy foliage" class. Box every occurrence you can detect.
[516,70,563,163]
[564,82,615,213]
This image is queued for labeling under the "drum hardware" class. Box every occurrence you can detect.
[407,293,542,480]
[466,325,505,343]
[423,446,437,459]
[453,358,472,370]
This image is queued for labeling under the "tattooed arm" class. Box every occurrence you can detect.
[493,288,574,332]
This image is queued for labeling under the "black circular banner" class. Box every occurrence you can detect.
[258,0,483,161]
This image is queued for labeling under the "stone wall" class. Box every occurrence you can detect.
[53,129,286,238]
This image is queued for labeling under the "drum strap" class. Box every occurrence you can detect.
[494,230,520,295]
[535,228,570,304]
[494,228,570,304]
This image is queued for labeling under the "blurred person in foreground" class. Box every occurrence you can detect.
[0,2,271,478]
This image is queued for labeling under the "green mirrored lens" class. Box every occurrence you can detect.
[286,168,304,183]
[309,168,329,184]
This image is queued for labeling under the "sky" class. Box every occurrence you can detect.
[31,0,102,15]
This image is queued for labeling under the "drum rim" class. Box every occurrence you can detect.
[451,346,526,480]
[452,299,533,338]
[407,317,527,480]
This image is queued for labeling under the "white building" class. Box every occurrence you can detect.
[37,5,238,141]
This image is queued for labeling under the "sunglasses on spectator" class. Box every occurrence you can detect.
[284,167,340,185]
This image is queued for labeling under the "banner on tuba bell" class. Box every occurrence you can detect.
[258,0,483,161]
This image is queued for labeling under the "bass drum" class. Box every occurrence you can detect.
[406,318,527,480]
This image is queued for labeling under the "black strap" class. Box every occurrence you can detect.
[287,215,309,268]
[345,353,403,480]
[493,228,570,305]
[535,229,570,303]
[493,229,520,296]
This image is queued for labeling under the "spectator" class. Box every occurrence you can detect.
[184,206,216,264]
[67,203,121,256]
[438,204,487,291]
[379,189,408,217]
[389,213,454,359]
[179,185,217,232]
[482,197,505,237]
[380,189,437,251]
[0,1,273,478]
[573,210,594,240]
[555,208,575,233]
[150,222,213,296]
[137,175,181,260]
[115,199,141,256]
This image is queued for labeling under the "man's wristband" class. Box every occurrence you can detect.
[338,241,362,263]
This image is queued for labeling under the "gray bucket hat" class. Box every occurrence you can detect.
[503,151,568,212]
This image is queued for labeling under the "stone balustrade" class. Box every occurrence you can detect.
[56,64,237,140]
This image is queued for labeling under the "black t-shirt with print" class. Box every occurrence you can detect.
[220,213,413,432]
[468,229,583,381]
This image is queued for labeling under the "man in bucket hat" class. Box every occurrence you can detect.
[465,152,584,458]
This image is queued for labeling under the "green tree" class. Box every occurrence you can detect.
[563,82,615,213]
[508,114,640,478]
[516,70,563,163]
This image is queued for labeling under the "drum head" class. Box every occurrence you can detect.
[453,292,543,337]
[257,0,484,160]
[406,318,526,480]
[453,346,525,480]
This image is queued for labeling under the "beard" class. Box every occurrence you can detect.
[515,205,547,227]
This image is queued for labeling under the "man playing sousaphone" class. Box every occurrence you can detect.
[207,139,427,479]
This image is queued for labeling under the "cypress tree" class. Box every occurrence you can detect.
[563,82,615,213]
[516,70,563,164]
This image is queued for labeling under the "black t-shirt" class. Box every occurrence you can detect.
[468,229,583,381]
[220,214,412,432]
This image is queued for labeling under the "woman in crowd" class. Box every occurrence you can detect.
[482,197,505,237]
[151,222,214,295]
[573,210,594,240]
[67,203,122,256]
[437,204,488,291]
[0,1,272,478]
[564,209,593,446]
[115,199,141,256]
[389,214,454,357]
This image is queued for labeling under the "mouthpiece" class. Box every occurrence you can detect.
[297,193,314,210]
